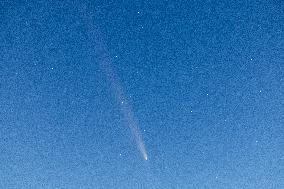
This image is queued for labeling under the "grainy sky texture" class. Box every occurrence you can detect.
[0,0,284,188]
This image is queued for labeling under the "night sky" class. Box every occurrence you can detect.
[1,0,284,188]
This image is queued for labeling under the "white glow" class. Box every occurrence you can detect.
[100,52,148,161]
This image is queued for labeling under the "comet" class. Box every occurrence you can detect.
[83,11,148,161]
[100,59,148,161]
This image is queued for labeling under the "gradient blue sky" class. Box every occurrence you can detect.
[0,0,283,188]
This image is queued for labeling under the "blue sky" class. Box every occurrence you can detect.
[0,0,283,188]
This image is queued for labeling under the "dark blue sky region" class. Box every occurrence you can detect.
[0,0,283,188]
